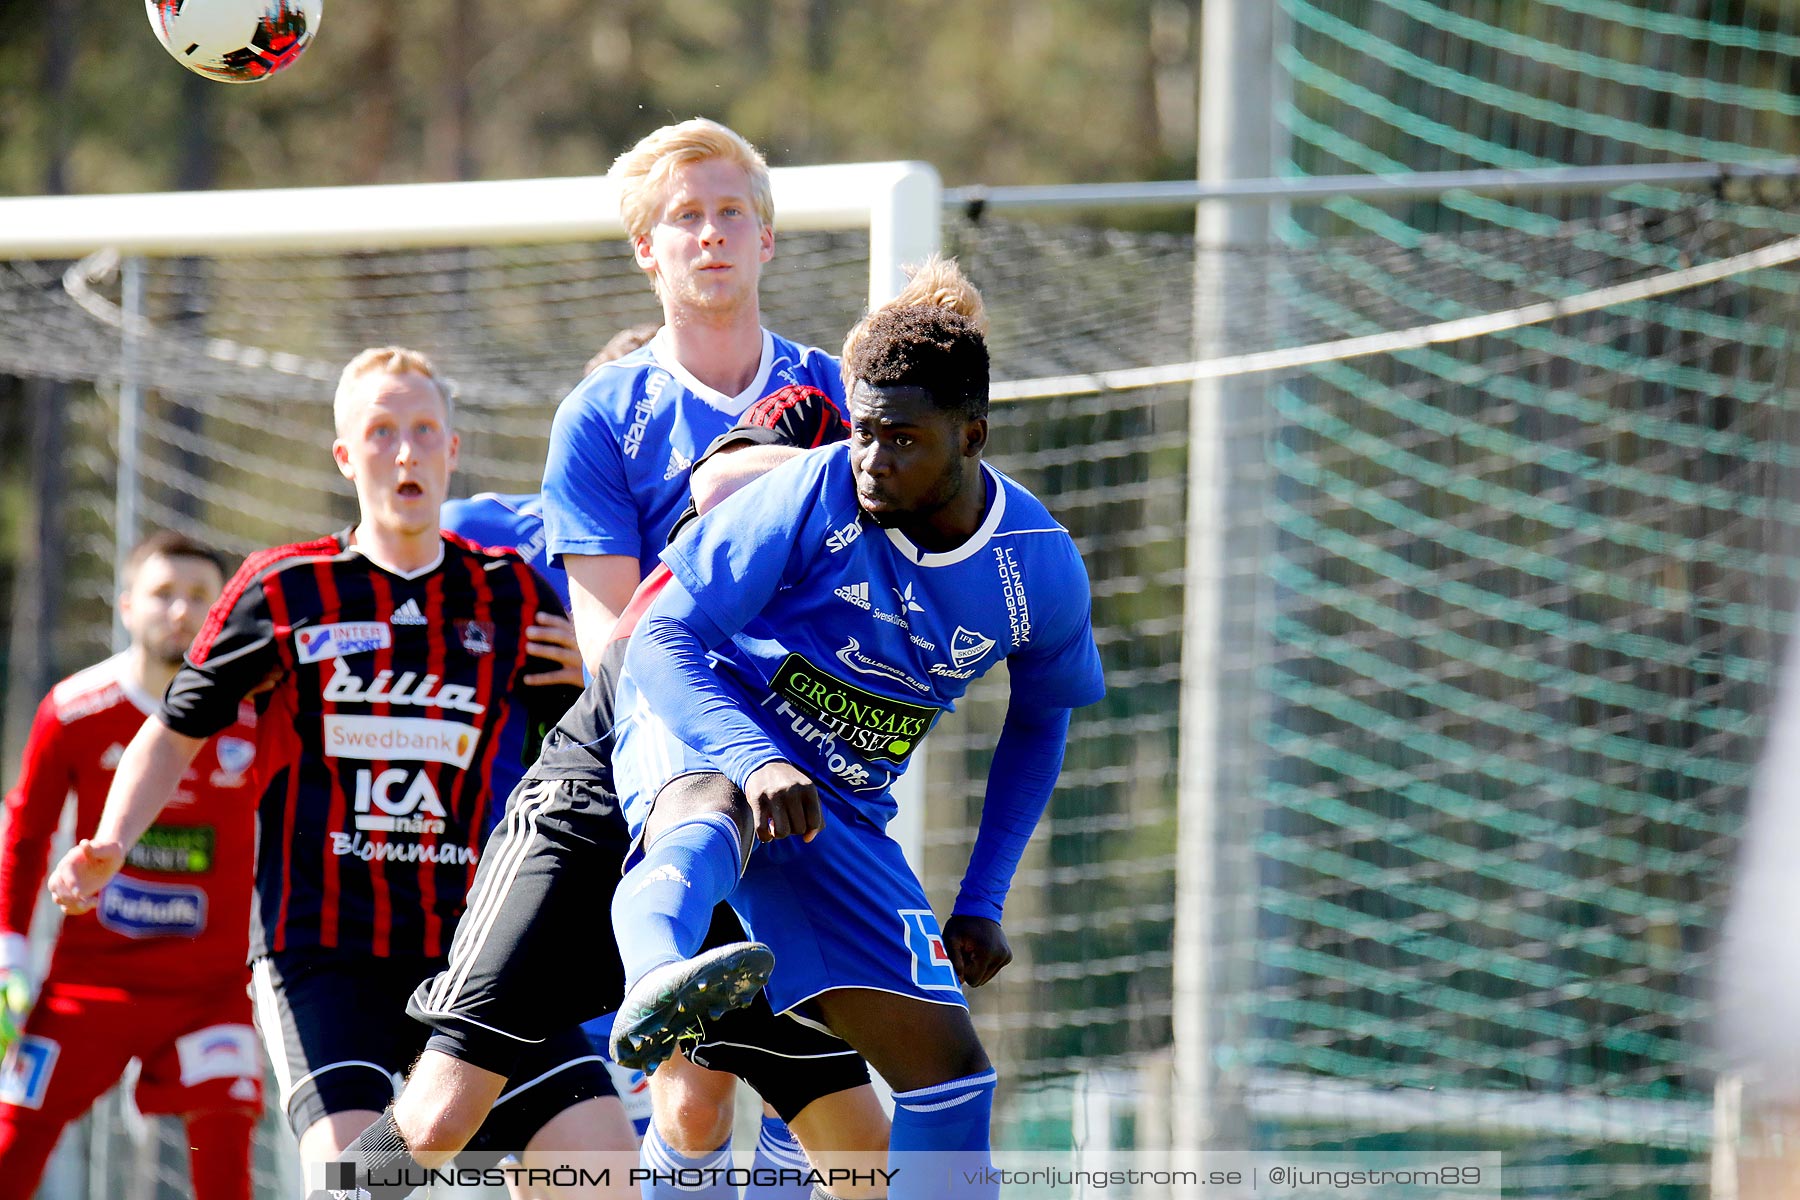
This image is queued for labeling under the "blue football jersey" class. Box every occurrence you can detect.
[440,493,569,612]
[542,327,844,575]
[439,492,571,830]
[629,442,1105,827]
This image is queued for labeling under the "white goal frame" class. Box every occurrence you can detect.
[0,161,941,312]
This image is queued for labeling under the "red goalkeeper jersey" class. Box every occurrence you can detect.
[0,654,260,993]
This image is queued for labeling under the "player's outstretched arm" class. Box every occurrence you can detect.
[48,717,203,915]
[947,698,1076,986]
[625,575,821,840]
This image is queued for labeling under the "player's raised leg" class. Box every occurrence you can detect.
[609,771,772,1073]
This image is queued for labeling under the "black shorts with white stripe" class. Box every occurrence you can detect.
[686,991,872,1123]
[254,946,611,1143]
[409,777,633,1074]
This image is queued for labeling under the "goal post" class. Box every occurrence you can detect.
[0,160,942,312]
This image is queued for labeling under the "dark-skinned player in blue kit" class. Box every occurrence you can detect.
[606,257,1106,1200]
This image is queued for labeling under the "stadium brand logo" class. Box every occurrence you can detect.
[96,876,207,939]
[663,447,692,482]
[623,372,668,460]
[126,824,215,874]
[324,715,478,768]
[770,654,941,764]
[994,547,1031,647]
[295,621,392,664]
[391,598,429,626]
[352,768,448,833]
[826,519,863,554]
[834,582,871,610]
[457,620,494,656]
[834,637,932,695]
[323,659,486,715]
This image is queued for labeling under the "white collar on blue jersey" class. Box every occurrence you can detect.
[880,462,1007,567]
[648,327,776,417]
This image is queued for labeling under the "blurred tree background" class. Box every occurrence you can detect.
[0,0,1203,196]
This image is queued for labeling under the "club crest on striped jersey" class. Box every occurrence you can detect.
[456,620,494,656]
[295,622,392,664]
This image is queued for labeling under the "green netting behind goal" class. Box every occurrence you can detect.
[1241,3,1800,1198]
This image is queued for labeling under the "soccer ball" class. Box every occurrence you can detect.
[144,0,322,84]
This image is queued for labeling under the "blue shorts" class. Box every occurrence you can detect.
[614,700,968,1016]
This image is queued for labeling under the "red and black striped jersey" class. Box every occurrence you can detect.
[159,530,577,960]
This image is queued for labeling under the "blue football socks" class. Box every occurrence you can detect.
[639,1121,737,1200]
[746,1114,813,1199]
[613,810,746,987]
[889,1070,998,1199]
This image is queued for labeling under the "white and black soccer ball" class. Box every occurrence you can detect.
[144,0,322,84]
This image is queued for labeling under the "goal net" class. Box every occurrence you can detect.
[3,174,1800,1200]
[937,183,1800,1200]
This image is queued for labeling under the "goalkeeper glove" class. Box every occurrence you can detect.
[0,971,27,1052]
[0,933,31,1053]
